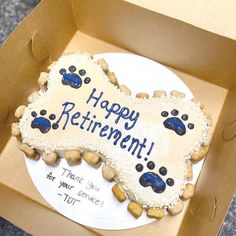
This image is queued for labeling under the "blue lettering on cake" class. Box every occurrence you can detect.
[86,88,139,130]
[56,102,75,130]
[48,87,156,161]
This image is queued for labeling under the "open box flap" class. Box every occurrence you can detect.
[71,0,236,89]
[179,84,236,235]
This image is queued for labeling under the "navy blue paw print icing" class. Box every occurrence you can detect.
[136,161,174,193]
[59,66,91,89]
[161,109,194,136]
[31,110,58,134]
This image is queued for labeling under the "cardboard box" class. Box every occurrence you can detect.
[0,0,235,235]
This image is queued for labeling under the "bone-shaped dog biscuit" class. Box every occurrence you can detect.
[13,53,210,219]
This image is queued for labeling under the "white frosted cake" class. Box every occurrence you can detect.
[12,53,211,219]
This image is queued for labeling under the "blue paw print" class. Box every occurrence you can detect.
[59,66,91,89]
[31,110,58,134]
[161,109,194,136]
[135,162,174,193]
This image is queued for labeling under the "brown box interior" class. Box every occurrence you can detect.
[0,0,235,235]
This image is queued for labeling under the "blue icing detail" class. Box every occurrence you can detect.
[31,110,58,134]
[62,73,82,89]
[139,172,166,193]
[59,66,91,89]
[136,162,174,193]
[163,117,186,136]
[31,117,51,133]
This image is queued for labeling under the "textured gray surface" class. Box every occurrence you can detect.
[0,0,235,235]
[0,217,31,236]
[0,0,40,45]
[221,195,236,236]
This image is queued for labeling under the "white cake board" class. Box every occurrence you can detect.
[25,53,204,230]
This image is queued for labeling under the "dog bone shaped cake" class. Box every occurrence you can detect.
[12,53,211,219]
